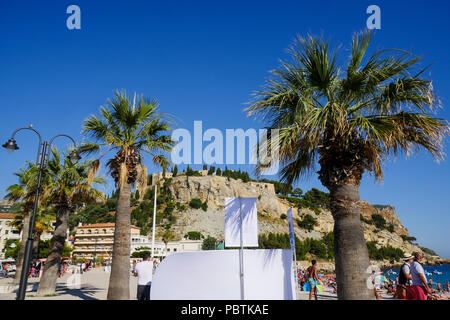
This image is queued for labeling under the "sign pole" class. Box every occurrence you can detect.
[238,196,245,300]
[287,207,298,299]
[151,184,157,258]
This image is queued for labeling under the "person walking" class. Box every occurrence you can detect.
[306,260,319,300]
[394,253,414,299]
[408,252,432,300]
[133,253,154,300]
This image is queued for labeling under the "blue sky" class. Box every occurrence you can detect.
[1,1,449,257]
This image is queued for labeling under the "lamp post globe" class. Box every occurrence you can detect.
[68,150,82,164]
[2,138,19,154]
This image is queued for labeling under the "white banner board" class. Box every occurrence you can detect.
[224,197,258,247]
[150,249,295,300]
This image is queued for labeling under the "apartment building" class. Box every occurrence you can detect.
[72,223,141,261]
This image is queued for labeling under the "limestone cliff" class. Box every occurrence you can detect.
[149,174,441,263]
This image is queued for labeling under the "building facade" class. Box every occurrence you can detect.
[131,237,203,258]
[72,223,141,261]
[0,213,20,258]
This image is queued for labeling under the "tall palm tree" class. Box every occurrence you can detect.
[81,90,173,300]
[4,164,43,284]
[37,148,104,295]
[246,31,449,300]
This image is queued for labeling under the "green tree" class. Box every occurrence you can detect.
[296,214,318,232]
[246,31,449,299]
[173,165,178,177]
[184,231,204,240]
[37,148,104,296]
[81,90,173,300]
[4,163,45,283]
[291,188,303,198]
[202,236,218,250]
[371,214,387,230]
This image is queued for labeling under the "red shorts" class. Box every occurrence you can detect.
[407,285,427,300]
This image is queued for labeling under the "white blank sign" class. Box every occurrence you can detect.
[225,197,258,247]
[150,249,295,300]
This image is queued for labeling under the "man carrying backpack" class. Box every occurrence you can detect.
[394,253,413,299]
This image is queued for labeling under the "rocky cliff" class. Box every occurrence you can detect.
[149,174,441,264]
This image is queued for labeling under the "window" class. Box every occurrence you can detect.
[5,230,8,235]
[174,248,177,252]
[103,229,107,234]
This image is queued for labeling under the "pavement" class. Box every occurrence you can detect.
[0,267,138,300]
[0,268,396,300]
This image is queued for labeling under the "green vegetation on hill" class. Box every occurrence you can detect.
[296,214,318,232]
[0,202,22,213]
[366,241,404,261]
[420,246,438,256]
[401,235,417,243]
[184,231,204,240]
[372,204,394,210]
[258,232,334,260]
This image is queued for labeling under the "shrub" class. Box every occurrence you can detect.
[387,224,395,233]
[202,236,218,250]
[189,198,203,209]
[366,241,404,261]
[131,250,151,258]
[280,213,287,220]
[176,202,187,212]
[401,235,417,243]
[296,214,318,232]
[201,201,208,211]
[371,213,387,230]
[185,231,204,240]
[303,188,330,209]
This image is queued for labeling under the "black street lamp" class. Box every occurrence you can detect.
[3,126,81,300]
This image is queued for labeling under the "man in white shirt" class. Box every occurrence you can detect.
[133,253,154,300]
[408,252,432,300]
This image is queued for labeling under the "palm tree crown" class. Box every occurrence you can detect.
[246,31,449,189]
[81,90,173,192]
[44,148,105,208]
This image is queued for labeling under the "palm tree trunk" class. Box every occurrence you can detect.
[32,230,42,260]
[330,183,374,300]
[37,207,69,295]
[107,182,132,300]
[13,211,30,284]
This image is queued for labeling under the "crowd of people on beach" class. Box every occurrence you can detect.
[295,252,449,300]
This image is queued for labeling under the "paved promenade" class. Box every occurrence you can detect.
[0,268,395,300]
[0,267,138,300]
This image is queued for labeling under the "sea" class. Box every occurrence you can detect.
[383,264,450,288]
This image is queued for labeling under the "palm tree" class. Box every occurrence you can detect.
[246,31,449,299]
[37,148,104,295]
[5,164,43,284]
[81,90,173,300]
[10,208,53,261]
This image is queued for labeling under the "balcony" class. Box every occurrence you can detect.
[73,248,112,253]
[74,240,114,245]
[75,233,114,237]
